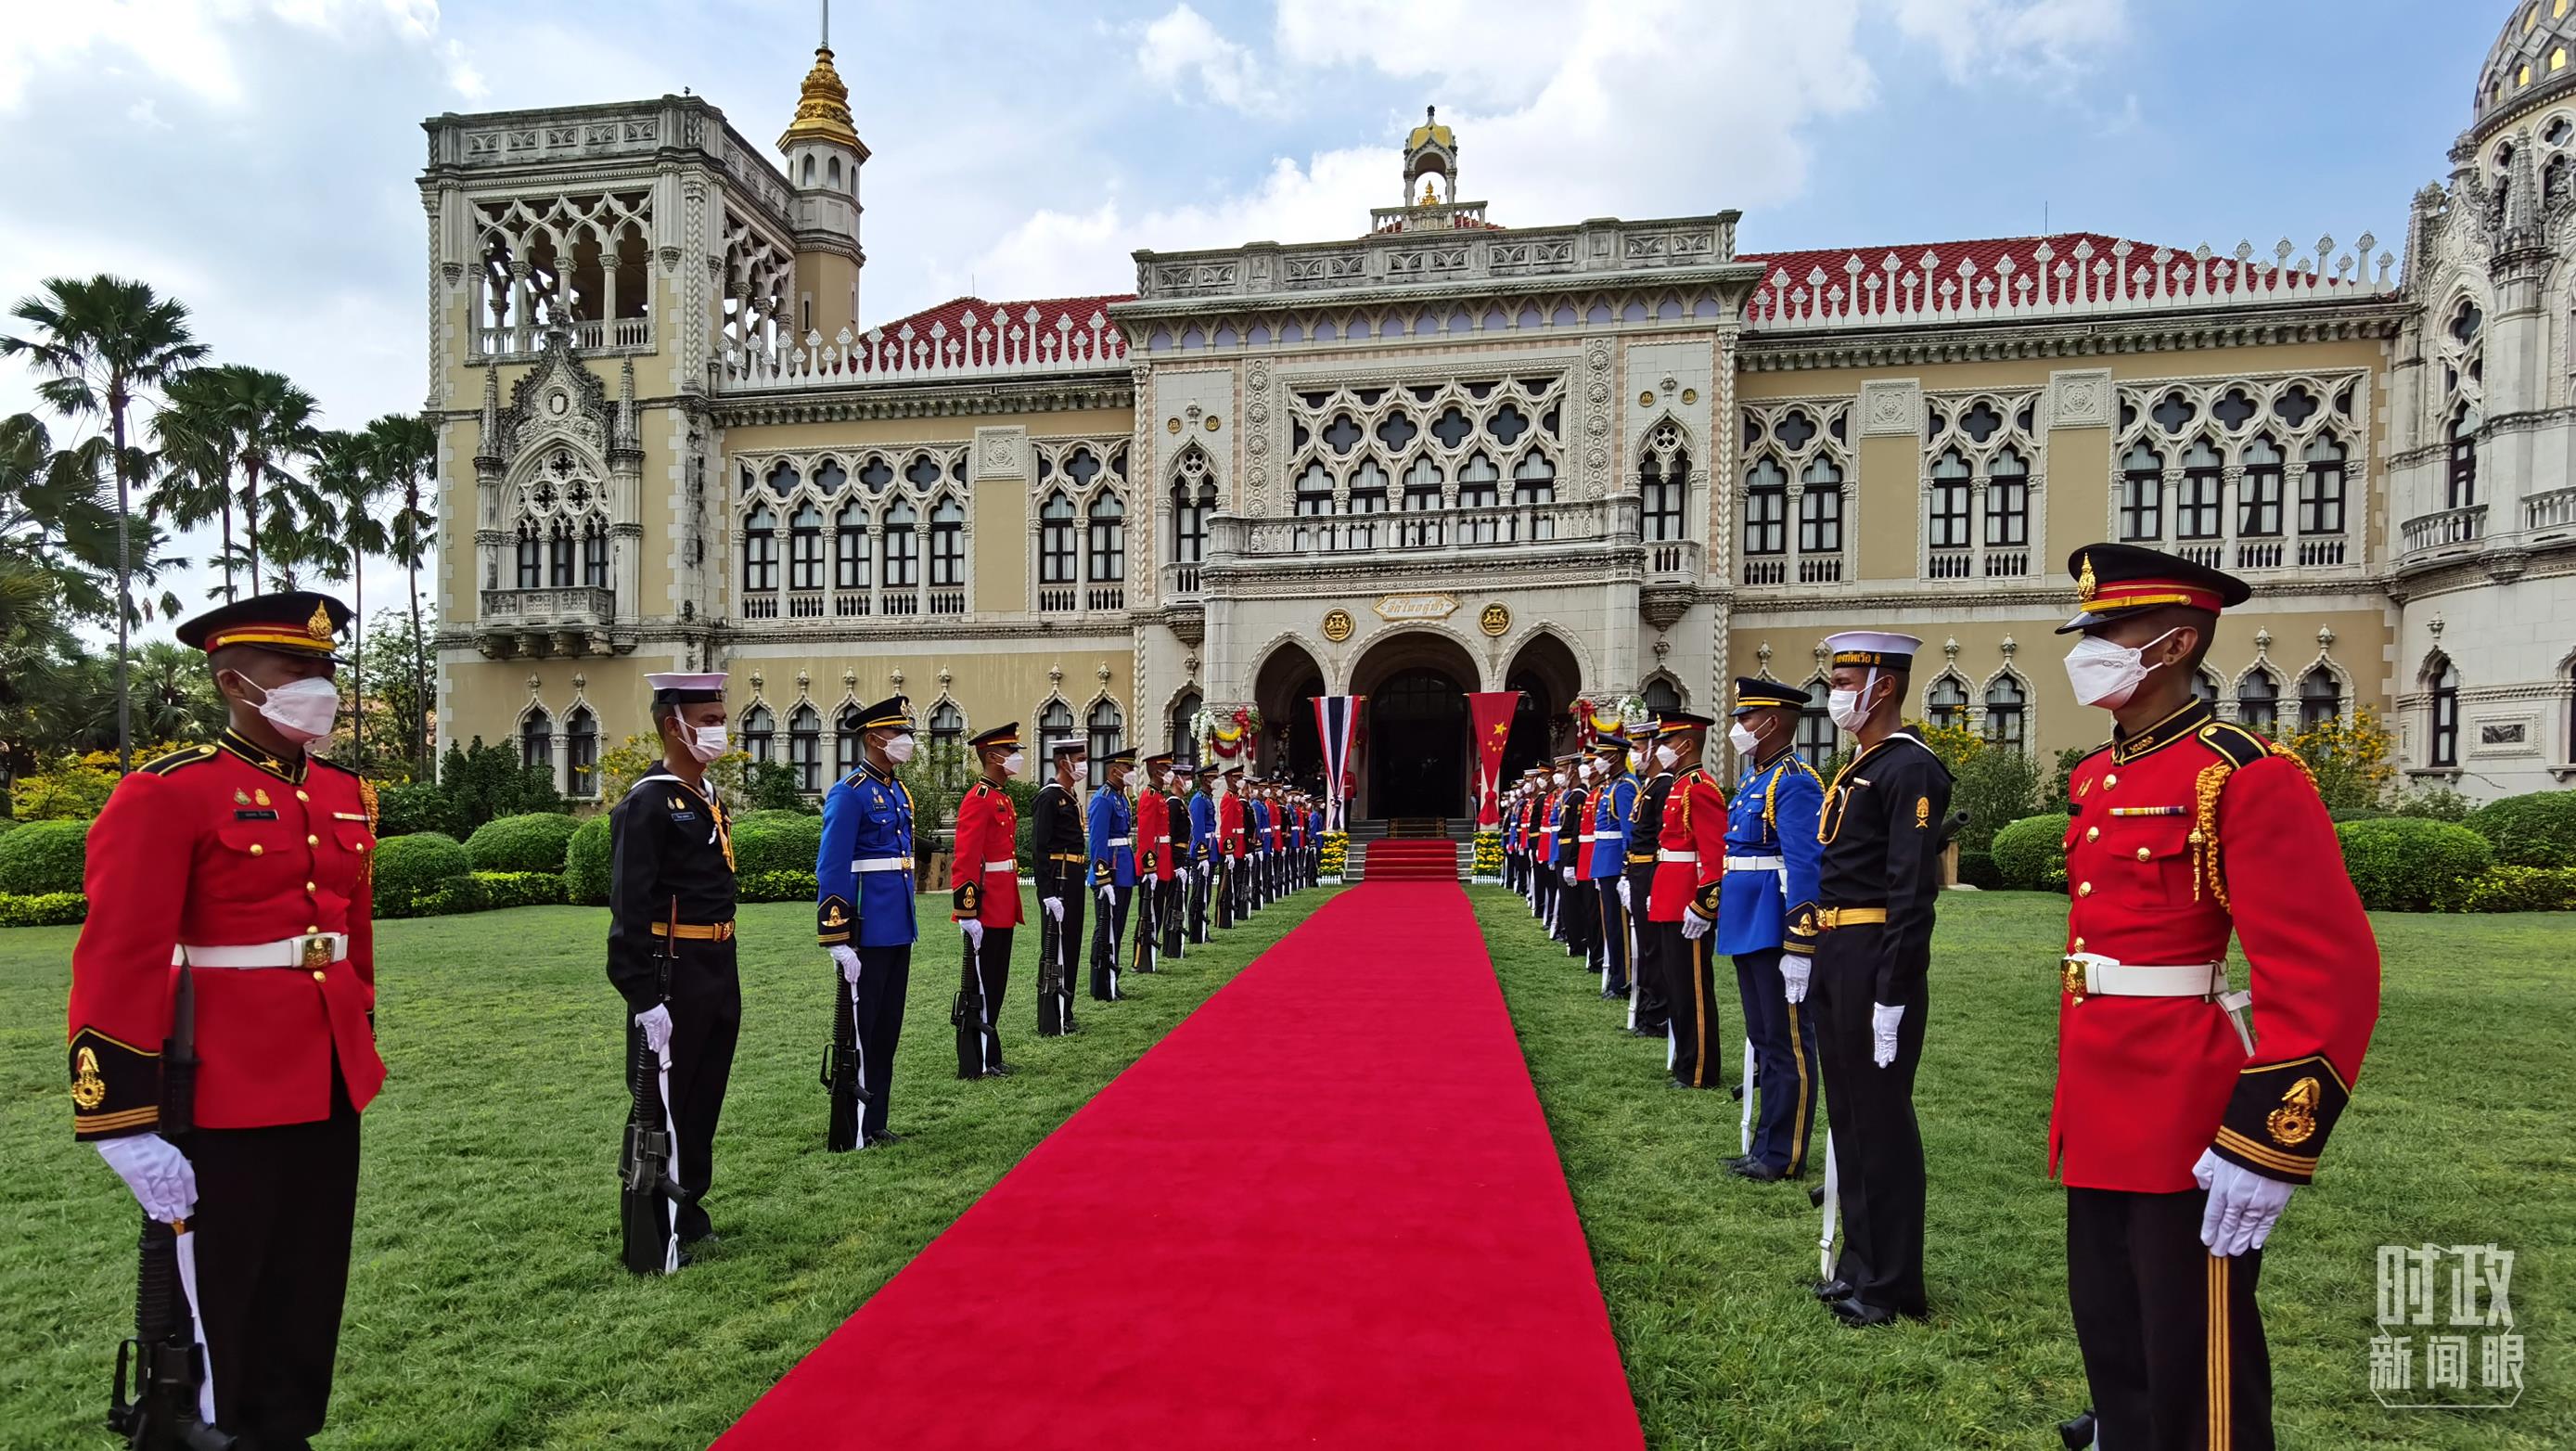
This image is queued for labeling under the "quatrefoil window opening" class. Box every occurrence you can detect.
[1284,374,1565,512]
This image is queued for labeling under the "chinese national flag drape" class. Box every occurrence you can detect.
[1467,691,1520,828]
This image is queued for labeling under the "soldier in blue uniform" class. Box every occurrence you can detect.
[1591,733,1639,1002]
[817,694,917,1149]
[1713,678,1825,1182]
[1187,762,1219,943]
[1086,748,1137,1000]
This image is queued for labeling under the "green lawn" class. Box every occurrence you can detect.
[1471,884,2574,1450]
[0,888,1319,1450]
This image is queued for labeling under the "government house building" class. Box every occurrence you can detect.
[421,4,2576,815]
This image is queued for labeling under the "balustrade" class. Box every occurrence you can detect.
[1927,550,1973,580]
[1742,557,1787,585]
[2400,504,2488,555]
[2526,487,2576,533]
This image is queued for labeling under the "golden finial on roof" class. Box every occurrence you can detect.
[1405,104,1455,152]
[778,45,860,151]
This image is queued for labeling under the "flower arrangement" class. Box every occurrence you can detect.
[1192,704,1263,759]
[1570,693,1648,744]
[1472,828,1503,880]
[1318,829,1350,880]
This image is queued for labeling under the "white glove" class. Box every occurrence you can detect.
[1870,1002,1903,1068]
[1097,884,1114,910]
[1680,908,1711,941]
[2195,1149,2294,1256]
[1780,956,1811,1004]
[961,919,984,950]
[1042,896,1063,923]
[1617,878,1633,911]
[96,1134,196,1223]
[830,944,861,985]
[635,1003,673,1054]
[1561,865,1577,883]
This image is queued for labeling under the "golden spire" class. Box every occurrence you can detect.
[778,35,859,151]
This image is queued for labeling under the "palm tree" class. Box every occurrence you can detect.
[365,412,438,775]
[310,430,389,765]
[153,372,246,602]
[173,365,321,595]
[2,276,206,768]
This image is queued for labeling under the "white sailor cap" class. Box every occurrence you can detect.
[1820,632,1922,670]
[646,672,728,704]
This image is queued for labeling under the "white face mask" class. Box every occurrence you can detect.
[1727,722,1762,757]
[1826,673,1877,734]
[1552,771,1567,788]
[883,731,916,764]
[1653,742,1678,769]
[1001,750,1025,777]
[685,722,729,763]
[237,674,339,744]
[2065,629,2178,710]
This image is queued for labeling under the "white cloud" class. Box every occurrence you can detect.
[128,96,174,131]
[1134,4,1276,114]
[1885,0,2128,86]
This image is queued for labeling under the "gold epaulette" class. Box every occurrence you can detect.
[136,743,217,776]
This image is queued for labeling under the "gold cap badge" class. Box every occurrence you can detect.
[2076,552,2098,604]
[305,602,334,641]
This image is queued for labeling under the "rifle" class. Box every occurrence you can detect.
[1036,875,1069,1036]
[953,927,987,1078]
[1131,851,1155,976]
[107,966,234,1451]
[620,898,683,1274]
[822,949,865,1151]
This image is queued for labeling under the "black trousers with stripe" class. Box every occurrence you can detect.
[1664,923,1724,1087]
[1594,878,1631,994]
[2068,1187,2274,1451]
[1813,923,1927,1316]
[1625,865,1668,1034]
[1733,946,1818,1175]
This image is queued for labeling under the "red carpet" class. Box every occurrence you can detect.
[1359,839,1462,880]
[717,881,1640,1451]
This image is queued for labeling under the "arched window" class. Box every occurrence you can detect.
[2177,439,2224,540]
[1643,677,1683,715]
[2192,670,2221,707]
[1928,448,1973,559]
[1510,451,1556,506]
[2300,437,2347,536]
[1086,700,1122,787]
[1172,450,1217,566]
[2236,668,2279,732]
[1799,456,1843,556]
[1743,456,1787,557]
[2299,666,2342,731]
[1039,700,1077,764]
[1039,492,1076,584]
[741,704,775,764]
[547,520,576,586]
[1984,447,2030,550]
[1169,690,1202,760]
[1456,452,1500,543]
[1294,460,1335,517]
[1639,429,1689,542]
[1796,681,1837,769]
[566,706,597,797]
[834,501,868,593]
[515,522,541,588]
[1926,674,1969,730]
[2238,435,2285,537]
[835,703,863,778]
[741,504,778,592]
[582,520,609,589]
[929,700,966,759]
[788,704,822,791]
[788,500,825,590]
[881,498,918,592]
[929,495,965,591]
[2120,443,2163,541]
[2447,407,2480,509]
[1982,675,2027,752]
[1402,456,1444,511]
[1086,494,1125,582]
[1346,458,1389,515]
[2429,661,2461,768]
[521,708,552,773]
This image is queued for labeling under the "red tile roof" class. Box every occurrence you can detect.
[1738,232,2363,322]
[868,294,1134,353]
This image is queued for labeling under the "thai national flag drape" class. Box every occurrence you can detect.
[1312,695,1362,831]
[1467,692,1521,828]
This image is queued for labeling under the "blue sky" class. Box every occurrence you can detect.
[0,0,2502,631]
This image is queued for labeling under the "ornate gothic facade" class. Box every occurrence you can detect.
[422,8,2576,813]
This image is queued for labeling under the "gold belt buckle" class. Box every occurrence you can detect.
[2060,955,2086,999]
[301,934,333,970]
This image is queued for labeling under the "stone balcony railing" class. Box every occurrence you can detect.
[1196,496,1697,583]
[476,586,623,657]
[2395,491,2576,573]
[2526,486,2576,535]
[2399,504,2489,561]
[1130,212,1747,307]
[717,310,1129,392]
[473,316,652,361]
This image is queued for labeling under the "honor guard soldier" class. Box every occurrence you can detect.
[2049,545,2381,1451]
[1031,742,1087,1036]
[950,724,1024,1078]
[71,592,383,1446]
[1249,783,1274,910]
[818,695,917,1149]
[1555,754,1594,961]
[1715,680,1825,1182]
[1087,749,1137,999]
[1661,715,1729,1087]
[1624,733,1674,1040]
[1501,786,1523,893]
[1158,761,1189,956]
[1541,760,1570,938]
[610,671,741,1269]
[1187,762,1220,942]
[1591,734,1639,1002]
[1130,753,1170,973]
[1808,632,1951,1328]
[1219,765,1250,925]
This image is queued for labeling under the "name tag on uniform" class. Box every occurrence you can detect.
[672,810,698,822]
[234,808,278,820]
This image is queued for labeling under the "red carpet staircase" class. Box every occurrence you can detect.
[1358,838,1465,880]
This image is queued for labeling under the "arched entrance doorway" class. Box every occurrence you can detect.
[1352,630,1481,822]
[1502,631,1582,785]
[1251,640,1325,787]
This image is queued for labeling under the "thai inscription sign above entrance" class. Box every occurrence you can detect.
[1372,593,1458,623]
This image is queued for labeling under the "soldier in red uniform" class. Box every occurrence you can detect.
[951,723,1024,1077]
[1648,712,1721,1086]
[1218,764,1249,927]
[2049,544,2380,1451]
[70,591,384,1449]
[1130,753,1170,973]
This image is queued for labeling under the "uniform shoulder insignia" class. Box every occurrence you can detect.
[137,743,218,776]
[967,781,988,798]
[308,753,362,777]
[2196,721,2270,769]
[2074,739,2114,769]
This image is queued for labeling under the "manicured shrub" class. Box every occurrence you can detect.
[0,817,20,834]
[733,814,826,877]
[1989,813,2071,892]
[2335,818,2493,912]
[374,780,461,839]
[374,832,471,917]
[0,891,87,927]
[468,870,566,910]
[1948,747,2043,854]
[736,808,815,828]
[420,876,487,917]
[738,868,819,903]
[565,815,613,905]
[464,812,581,874]
[0,818,90,895]
[2463,865,2576,912]
[2327,807,2391,824]
[1955,849,2002,890]
[2463,790,2576,868]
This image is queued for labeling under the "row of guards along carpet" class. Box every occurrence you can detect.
[716,879,1644,1450]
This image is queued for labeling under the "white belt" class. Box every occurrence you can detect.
[1578,833,1596,842]
[854,856,911,873]
[1658,849,1698,863]
[175,933,348,969]
[2063,953,2230,997]
[981,859,1016,873]
[1108,836,1132,846]
[1724,854,1784,871]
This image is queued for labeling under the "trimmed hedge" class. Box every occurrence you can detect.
[1990,813,2072,892]
[374,780,462,840]
[0,891,86,926]
[740,868,819,903]
[0,817,19,834]
[470,870,566,910]
[374,832,472,918]
[2335,817,2493,913]
[1955,849,2003,890]
[2462,864,2576,913]
[565,815,613,905]
[464,812,580,874]
[2463,790,2576,868]
[733,814,826,878]
[735,808,817,828]
[0,818,89,895]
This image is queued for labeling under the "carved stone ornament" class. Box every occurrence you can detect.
[2048,367,2113,430]
[1479,602,1511,637]
[972,426,1027,479]
[1859,379,1921,437]
[1321,609,1356,643]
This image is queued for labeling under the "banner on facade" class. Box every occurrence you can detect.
[1467,691,1520,828]
[1312,695,1363,831]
